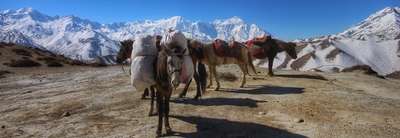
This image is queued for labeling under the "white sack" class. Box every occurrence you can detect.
[180,56,194,84]
[130,35,158,92]
[132,35,158,57]
[161,30,190,55]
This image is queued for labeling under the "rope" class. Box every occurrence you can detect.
[121,63,131,75]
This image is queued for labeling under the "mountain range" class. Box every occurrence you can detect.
[1,7,400,76]
[0,8,266,62]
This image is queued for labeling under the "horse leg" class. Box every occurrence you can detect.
[156,91,164,136]
[149,86,156,116]
[239,64,247,88]
[178,78,192,98]
[164,90,172,134]
[198,63,207,95]
[193,70,202,100]
[142,88,149,99]
[212,66,221,91]
[207,65,213,88]
[268,57,274,76]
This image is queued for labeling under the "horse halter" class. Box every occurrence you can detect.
[166,48,187,76]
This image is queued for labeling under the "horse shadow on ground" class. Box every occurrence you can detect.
[172,97,266,108]
[221,85,304,95]
[169,115,307,138]
[275,74,328,81]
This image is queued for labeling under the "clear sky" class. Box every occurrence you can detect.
[0,0,399,40]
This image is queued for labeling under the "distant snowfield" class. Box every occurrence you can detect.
[333,38,400,75]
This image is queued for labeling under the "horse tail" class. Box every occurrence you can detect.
[247,51,257,75]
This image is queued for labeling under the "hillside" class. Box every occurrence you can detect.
[0,42,86,78]
[258,7,400,77]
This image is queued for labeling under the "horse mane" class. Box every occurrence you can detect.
[116,39,135,63]
[253,35,272,43]
[155,49,170,89]
[274,39,297,58]
[188,39,206,60]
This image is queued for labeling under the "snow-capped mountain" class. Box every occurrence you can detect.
[0,29,44,49]
[265,7,400,76]
[340,7,400,41]
[0,8,267,62]
[101,16,267,42]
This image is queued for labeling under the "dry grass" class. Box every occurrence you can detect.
[0,70,13,78]
[12,48,32,57]
[5,59,41,67]
[386,71,400,79]
[217,72,238,82]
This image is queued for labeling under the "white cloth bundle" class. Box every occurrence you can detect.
[130,35,158,92]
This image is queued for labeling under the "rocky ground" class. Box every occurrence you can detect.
[1,65,400,138]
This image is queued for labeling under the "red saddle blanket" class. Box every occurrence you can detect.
[212,39,242,57]
[246,40,267,59]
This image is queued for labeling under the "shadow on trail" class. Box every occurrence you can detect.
[275,74,328,81]
[221,85,304,95]
[171,97,266,108]
[169,115,307,138]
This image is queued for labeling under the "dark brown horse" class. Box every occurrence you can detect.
[154,45,187,136]
[246,35,298,76]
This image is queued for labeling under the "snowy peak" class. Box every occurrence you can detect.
[213,16,245,25]
[212,16,268,41]
[340,7,400,41]
[0,29,42,48]
[0,7,268,62]
[1,7,53,22]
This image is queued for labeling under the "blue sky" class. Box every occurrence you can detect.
[0,0,399,40]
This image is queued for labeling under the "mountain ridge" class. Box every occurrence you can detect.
[0,7,267,61]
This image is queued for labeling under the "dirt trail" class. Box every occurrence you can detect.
[0,66,400,138]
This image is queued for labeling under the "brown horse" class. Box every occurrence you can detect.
[178,39,207,99]
[187,39,257,91]
[246,35,298,76]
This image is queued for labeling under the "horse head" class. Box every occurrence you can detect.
[285,42,298,59]
[160,30,189,88]
[117,40,134,64]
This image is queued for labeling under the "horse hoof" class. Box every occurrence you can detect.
[156,130,162,137]
[240,85,244,88]
[214,87,220,91]
[166,128,173,135]
[268,73,274,77]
